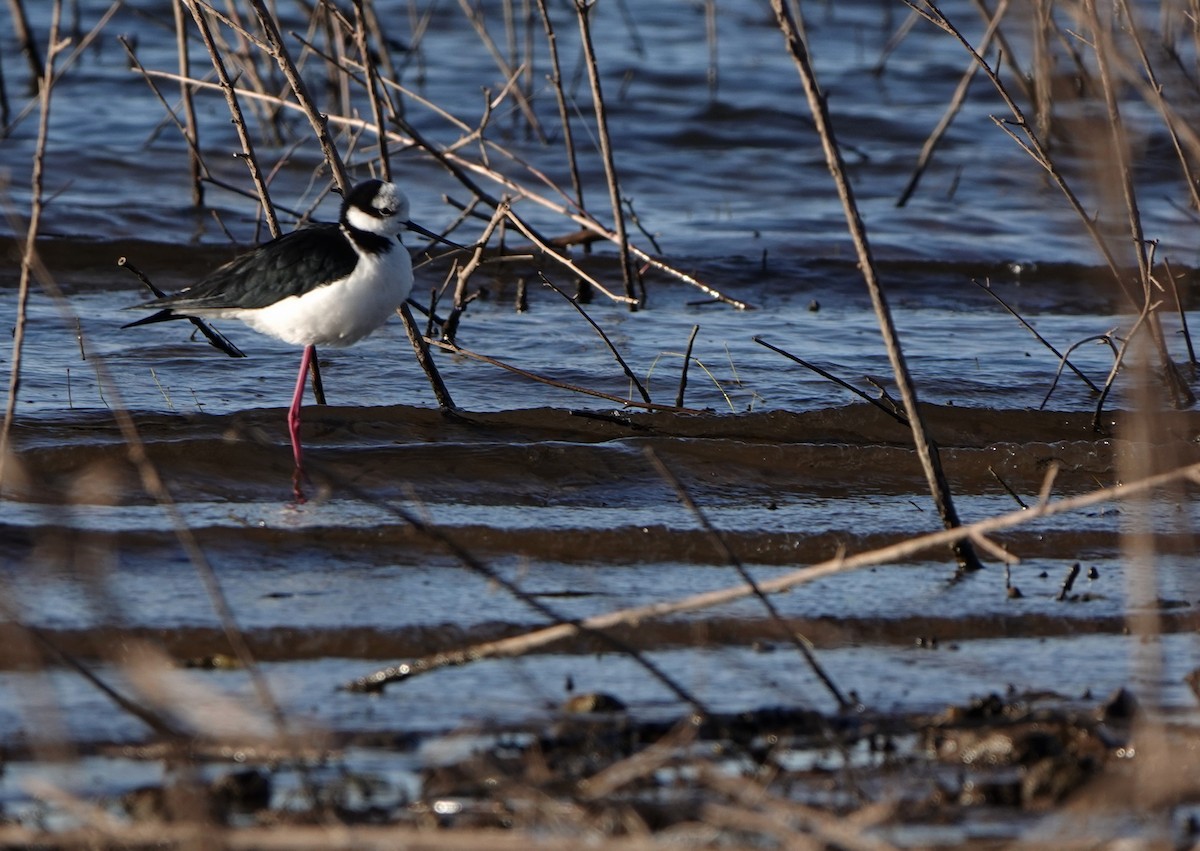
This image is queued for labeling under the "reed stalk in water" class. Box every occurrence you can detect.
[573,0,638,304]
[769,0,985,574]
[0,0,60,494]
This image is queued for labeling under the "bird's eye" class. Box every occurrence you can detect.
[379,207,394,216]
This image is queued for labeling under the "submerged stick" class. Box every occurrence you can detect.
[399,303,455,410]
[428,338,704,414]
[754,337,908,425]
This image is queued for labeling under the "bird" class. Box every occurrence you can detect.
[125,179,431,501]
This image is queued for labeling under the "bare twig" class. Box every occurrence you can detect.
[754,337,909,426]
[973,279,1101,394]
[676,325,699,409]
[574,0,638,303]
[542,273,651,404]
[770,0,982,573]
[0,0,61,493]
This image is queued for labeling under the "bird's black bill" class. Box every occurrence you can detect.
[405,220,468,251]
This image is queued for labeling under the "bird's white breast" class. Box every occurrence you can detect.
[236,241,414,347]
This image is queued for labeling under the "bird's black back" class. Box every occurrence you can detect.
[144,224,361,313]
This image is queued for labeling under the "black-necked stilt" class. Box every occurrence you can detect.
[125,179,431,500]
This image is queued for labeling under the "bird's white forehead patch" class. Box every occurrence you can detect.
[373,183,403,214]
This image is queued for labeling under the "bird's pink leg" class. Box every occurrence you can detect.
[289,345,315,501]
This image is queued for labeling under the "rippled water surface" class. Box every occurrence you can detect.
[3,0,1200,845]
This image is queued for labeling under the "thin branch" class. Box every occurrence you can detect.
[770,0,983,572]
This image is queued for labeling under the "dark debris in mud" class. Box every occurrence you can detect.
[13,688,1191,849]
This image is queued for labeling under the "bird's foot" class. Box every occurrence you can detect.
[291,466,309,504]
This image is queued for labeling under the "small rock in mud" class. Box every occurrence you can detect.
[564,692,627,713]
[182,653,241,670]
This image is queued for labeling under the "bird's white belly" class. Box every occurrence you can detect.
[236,248,413,347]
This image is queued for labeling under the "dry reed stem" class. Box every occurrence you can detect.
[351,0,390,180]
[174,0,203,206]
[0,824,714,851]
[769,0,983,573]
[185,0,280,238]
[345,451,1200,692]
[0,0,61,494]
[897,0,1009,206]
[574,0,637,303]
[5,0,43,90]
[534,0,586,210]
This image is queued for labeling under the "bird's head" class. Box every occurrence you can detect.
[342,179,411,237]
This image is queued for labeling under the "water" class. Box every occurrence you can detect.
[2,0,1200,845]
